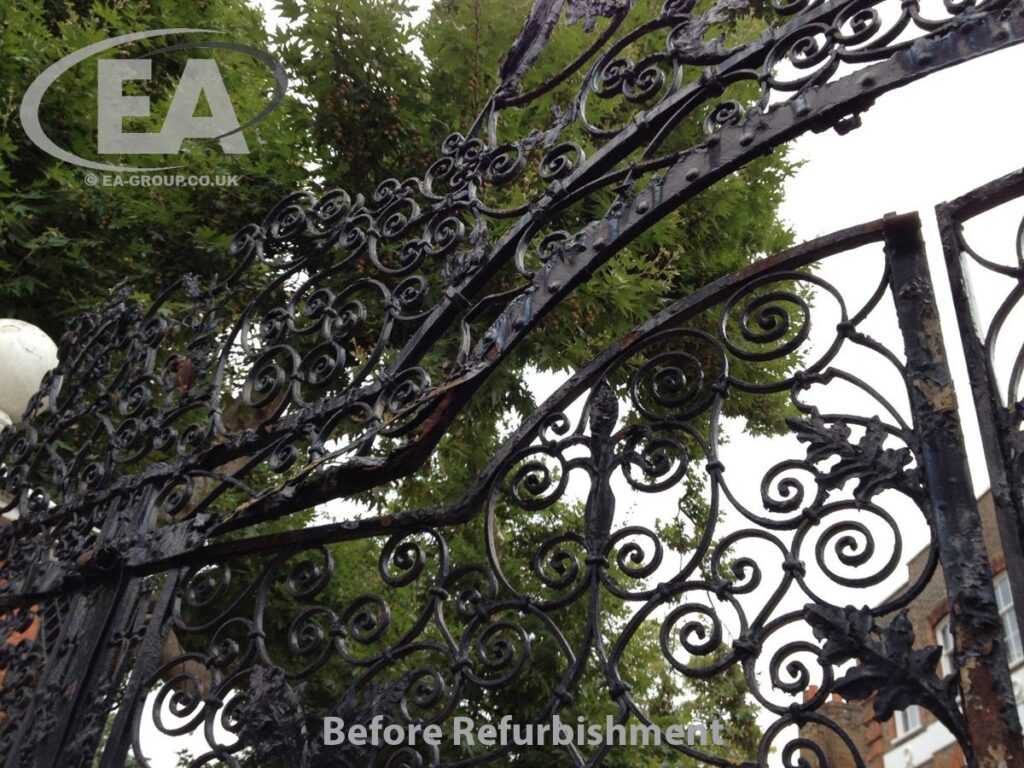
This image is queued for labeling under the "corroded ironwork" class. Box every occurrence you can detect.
[939,170,1024,646]
[119,216,1005,767]
[2,0,1024,764]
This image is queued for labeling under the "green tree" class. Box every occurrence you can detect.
[0,0,312,334]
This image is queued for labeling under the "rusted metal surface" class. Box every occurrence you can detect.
[938,170,1024,653]
[887,216,1024,768]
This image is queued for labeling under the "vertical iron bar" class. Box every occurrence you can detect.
[97,569,183,768]
[886,214,1024,768]
[937,198,1024,649]
[6,489,158,768]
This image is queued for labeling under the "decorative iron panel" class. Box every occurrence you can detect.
[2,0,1024,591]
[3,212,1022,766]
[109,215,1014,768]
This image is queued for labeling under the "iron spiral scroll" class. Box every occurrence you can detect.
[1,0,1024,763]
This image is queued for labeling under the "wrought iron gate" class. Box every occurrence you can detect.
[2,0,1024,766]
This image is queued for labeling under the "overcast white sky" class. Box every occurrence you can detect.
[134,4,1024,765]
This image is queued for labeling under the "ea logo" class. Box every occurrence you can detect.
[20,29,287,173]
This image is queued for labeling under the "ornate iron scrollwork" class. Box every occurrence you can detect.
[27,215,986,766]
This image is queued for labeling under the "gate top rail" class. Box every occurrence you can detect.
[123,215,904,575]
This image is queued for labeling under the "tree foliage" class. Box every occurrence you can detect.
[0,0,313,334]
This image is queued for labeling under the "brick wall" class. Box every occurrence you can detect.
[802,690,870,768]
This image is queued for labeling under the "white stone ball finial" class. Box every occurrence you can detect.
[0,319,59,428]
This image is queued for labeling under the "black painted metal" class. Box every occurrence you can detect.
[938,170,1024,649]
[2,0,1024,765]
[886,217,1021,762]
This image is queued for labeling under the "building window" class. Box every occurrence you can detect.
[935,615,954,676]
[995,573,1023,665]
[895,705,922,738]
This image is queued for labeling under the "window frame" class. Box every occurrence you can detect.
[894,705,923,739]
[935,614,955,677]
[994,572,1023,666]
